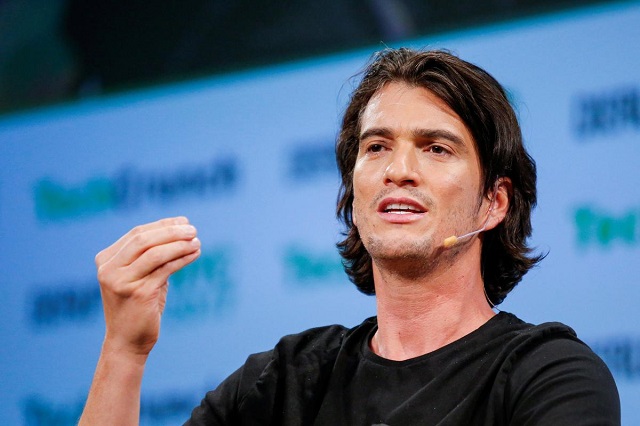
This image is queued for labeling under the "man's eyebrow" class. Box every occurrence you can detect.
[411,128,466,147]
[359,127,394,142]
[360,127,467,148]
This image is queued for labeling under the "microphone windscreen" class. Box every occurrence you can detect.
[443,235,458,248]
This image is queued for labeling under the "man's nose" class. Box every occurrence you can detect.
[383,146,421,186]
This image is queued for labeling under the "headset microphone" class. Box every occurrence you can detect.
[443,226,487,248]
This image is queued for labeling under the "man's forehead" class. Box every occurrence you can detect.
[359,82,472,142]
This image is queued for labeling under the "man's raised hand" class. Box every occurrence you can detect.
[95,216,201,357]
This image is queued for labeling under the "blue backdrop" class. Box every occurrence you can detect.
[1,2,639,424]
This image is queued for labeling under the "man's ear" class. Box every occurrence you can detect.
[485,177,511,231]
[352,201,358,227]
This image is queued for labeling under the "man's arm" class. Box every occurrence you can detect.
[79,217,201,426]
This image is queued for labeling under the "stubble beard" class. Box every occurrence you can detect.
[362,232,448,280]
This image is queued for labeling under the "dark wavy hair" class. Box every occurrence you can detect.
[336,48,543,305]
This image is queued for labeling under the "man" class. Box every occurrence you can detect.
[79,48,620,425]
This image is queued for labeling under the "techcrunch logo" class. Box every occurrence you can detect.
[33,157,238,222]
[574,205,638,249]
[29,247,235,328]
[285,245,345,286]
[165,247,234,319]
[573,85,640,138]
[287,139,337,181]
[590,337,640,381]
[23,387,211,425]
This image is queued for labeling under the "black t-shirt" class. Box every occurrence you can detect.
[185,312,620,425]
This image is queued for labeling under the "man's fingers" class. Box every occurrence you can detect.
[148,249,202,286]
[112,249,201,301]
[95,217,190,266]
[126,238,202,282]
[97,233,201,298]
[111,224,197,268]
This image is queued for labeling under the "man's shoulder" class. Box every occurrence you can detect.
[241,317,375,370]
[271,316,376,359]
[491,311,578,342]
[495,312,608,374]
[482,312,616,384]
[233,317,376,411]
[490,312,604,364]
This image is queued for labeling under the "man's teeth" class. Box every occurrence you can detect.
[385,203,421,213]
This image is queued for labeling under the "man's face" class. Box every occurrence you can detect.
[352,82,486,267]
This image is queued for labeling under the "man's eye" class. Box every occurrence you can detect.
[367,144,384,153]
[429,145,448,155]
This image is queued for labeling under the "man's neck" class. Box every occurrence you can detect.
[370,252,495,361]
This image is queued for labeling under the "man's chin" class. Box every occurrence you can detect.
[365,239,435,262]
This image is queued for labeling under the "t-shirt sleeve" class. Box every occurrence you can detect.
[507,336,620,426]
[183,350,274,425]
